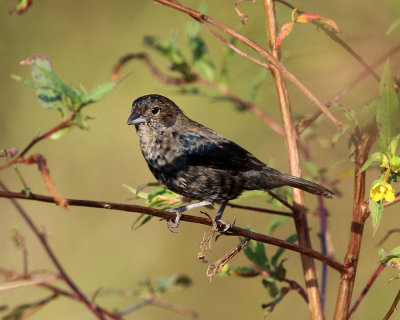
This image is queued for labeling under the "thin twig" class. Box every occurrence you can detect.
[154,0,341,127]
[23,153,69,209]
[12,229,29,275]
[383,192,400,208]
[0,182,106,320]
[118,299,152,316]
[275,0,380,82]
[382,288,400,320]
[0,113,76,171]
[297,43,400,133]
[266,191,295,211]
[0,274,59,292]
[251,264,308,303]
[0,189,346,273]
[318,196,328,311]
[227,202,293,217]
[376,229,400,248]
[0,267,121,320]
[113,52,283,135]
[19,293,59,320]
[151,298,199,319]
[347,263,385,319]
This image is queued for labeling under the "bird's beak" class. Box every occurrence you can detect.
[127,109,147,125]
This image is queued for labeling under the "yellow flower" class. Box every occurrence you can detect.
[370,181,395,202]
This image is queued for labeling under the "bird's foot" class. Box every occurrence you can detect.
[214,216,236,233]
[166,208,183,233]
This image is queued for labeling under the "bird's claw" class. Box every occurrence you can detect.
[215,217,236,233]
[166,208,183,233]
[200,211,235,233]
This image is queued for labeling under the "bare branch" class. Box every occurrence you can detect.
[382,288,400,320]
[0,182,106,320]
[154,0,341,127]
[276,0,380,82]
[0,189,346,273]
[347,263,385,319]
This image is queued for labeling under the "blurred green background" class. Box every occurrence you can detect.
[1,1,400,319]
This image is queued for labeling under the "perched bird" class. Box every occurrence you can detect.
[127,94,334,231]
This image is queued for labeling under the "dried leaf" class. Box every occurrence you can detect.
[8,0,32,14]
[276,22,294,49]
[296,13,341,32]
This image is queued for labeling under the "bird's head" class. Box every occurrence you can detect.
[127,94,183,131]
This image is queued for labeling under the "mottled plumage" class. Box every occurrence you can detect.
[127,94,334,229]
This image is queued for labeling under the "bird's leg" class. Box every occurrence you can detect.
[167,200,212,232]
[214,200,231,232]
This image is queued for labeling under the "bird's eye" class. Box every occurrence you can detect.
[151,107,160,115]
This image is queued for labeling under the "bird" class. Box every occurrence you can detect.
[127,94,334,232]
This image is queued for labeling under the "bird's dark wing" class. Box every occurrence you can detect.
[174,132,265,172]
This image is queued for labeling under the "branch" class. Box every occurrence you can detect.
[154,0,341,127]
[0,189,346,273]
[227,202,293,217]
[0,274,59,292]
[0,267,122,320]
[263,1,323,318]
[383,288,400,320]
[297,43,400,133]
[276,0,380,82]
[113,53,284,135]
[0,182,106,320]
[376,228,400,248]
[334,128,377,319]
[0,113,76,171]
[347,263,385,319]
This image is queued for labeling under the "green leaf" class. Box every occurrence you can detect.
[331,120,354,144]
[389,133,400,156]
[262,287,290,314]
[390,247,400,256]
[2,303,36,320]
[131,214,153,230]
[229,266,257,276]
[376,61,400,151]
[360,151,386,172]
[144,35,195,81]
[359,99,378,128]
[185,17,216,82]
[387,17,400,35]
[17,55,76,114]
[74,112,89,130]
[271,234,297,268]
[262,279,279,298]
[265,215,289,236]
[243,238,270,271]
[36,66,80,106]
[304,161,320,178]
[82,82,116,104]
[218,36,237,87]
[369,200,384,236]
[248,69,268,102]
[10,74,36,89]
[49,126,73,140]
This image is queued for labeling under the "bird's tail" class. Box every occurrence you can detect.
[260,167,334,199]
